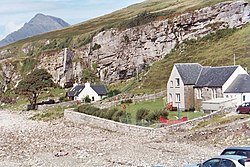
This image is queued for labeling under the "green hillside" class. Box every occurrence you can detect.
[132,24,250,94]
[0,0,244,52]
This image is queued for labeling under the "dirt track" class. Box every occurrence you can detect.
[0,109,249,167]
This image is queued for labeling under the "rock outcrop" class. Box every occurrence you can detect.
[0,1,250,89]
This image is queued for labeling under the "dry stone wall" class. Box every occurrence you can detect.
[64,107,234,136]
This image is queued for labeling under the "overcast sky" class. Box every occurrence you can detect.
[0,0,144,40]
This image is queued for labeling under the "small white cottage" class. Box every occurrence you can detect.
[67,82,107,102]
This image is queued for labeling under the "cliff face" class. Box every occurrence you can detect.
[89,1,250,83]
[0,1,250,90]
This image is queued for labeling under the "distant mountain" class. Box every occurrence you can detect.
[0,13,70,47]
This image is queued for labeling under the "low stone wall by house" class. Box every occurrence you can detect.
[64,109,157,136]
[158,107,235,133]
[64,107,235,136]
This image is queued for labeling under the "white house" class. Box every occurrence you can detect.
[167,63,203,110]
[68,82,107,102]
[167,63,248,110]
[224,74,250,105]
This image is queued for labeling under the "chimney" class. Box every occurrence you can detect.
[85,82,90,87]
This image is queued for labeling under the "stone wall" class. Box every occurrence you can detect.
[184,85,194,110]
[158,107,234,133]
[64,107,234,136]
[64,109,157,137]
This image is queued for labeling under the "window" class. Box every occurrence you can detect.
[170,81,173,88]
[220,159,235,167]
[92,96,95,101]
[196,89,202,99]
[169,93,172,102]
[203,158,220,167]
[243,95,246,101]
[176,93,180,102]
[175,78,180,87]
[212,89,217,99]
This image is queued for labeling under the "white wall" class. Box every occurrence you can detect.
[167,65,185,109]
[222,66,247,92]
[224,93,250,106]
[76,83,101,102]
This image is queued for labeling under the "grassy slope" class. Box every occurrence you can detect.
[132,24,250,94]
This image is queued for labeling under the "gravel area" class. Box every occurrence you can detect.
[0,109,249,167]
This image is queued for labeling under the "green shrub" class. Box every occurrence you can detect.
[84,95,91,103]
[59,96,69,102]
[120,112,131,123]
[21,58,37,75]
[136,108,150,121]
[98,108,108,118]
[160,109,169,118]
[104,108,118,119]
[145,110,162,122]
[121,99,133,104]
[145,109,169,123]
[107,89,121,97]
[77,104,99,115]
[112,110,125,122]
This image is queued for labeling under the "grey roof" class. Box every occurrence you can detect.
[91,85,107,95]
[195,66,238,87]
[175,63,203,85]
[68,85,85,97]
[68,84,107,97]
[225,74,250,93]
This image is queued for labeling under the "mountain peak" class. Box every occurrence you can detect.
[0,14,70,47]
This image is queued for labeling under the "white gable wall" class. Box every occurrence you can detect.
[76,83,101,102]
[222,66,248,92]
[224,93,250,106]
[167,65,185,110]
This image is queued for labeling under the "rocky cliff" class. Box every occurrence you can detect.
[0,1,250,90]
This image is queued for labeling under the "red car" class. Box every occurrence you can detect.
[236,102,250,114]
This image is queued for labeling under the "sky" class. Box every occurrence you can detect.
[0,0,145,40]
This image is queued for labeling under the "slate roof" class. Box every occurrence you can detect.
[175,63,203,85]
[91,85,107,95]
[224,74,250,93]
[194,66,238,87]
[68,84,107,97]
[68,85,85,97]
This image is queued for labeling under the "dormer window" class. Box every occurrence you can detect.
[176,78,180,87]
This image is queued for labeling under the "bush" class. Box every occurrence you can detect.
[77,104,99,115]
[59,96,69,102]
[84,95,91,103]
[103,108,118,119]
[107,89,121,97]
[121,99,133,104]
[145,109,168,123]
[112,110,125,122]
[136,108,150,121]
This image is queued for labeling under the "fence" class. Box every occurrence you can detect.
[94,90,167,109]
